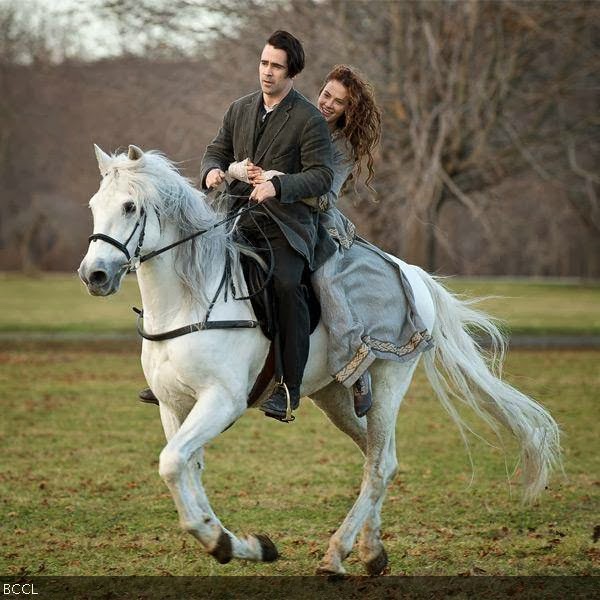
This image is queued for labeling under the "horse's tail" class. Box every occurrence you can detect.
[413,268,561,503]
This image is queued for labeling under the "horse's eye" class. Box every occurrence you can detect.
[123,201,136,215]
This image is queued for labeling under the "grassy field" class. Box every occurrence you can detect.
[0,273,141,334]
[1,273,598,577]
[0,341,598,576]
[443,278,600,337]
[1,272,599,336]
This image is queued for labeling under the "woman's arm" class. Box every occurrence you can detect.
[227,159,284,184]
[319,135,354,210]
[226,133,353,211]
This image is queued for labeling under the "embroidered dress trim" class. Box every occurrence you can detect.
[365,331,432,358]
[334,331,433,384]
[319,195,330,211]
[334,341,370,383]
[327,220,356,250]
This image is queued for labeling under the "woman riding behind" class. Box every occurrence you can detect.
[228,65,382,418]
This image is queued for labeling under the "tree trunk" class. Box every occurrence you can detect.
[426,191,448,272]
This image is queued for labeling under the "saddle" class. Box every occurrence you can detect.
[240,253,321,341]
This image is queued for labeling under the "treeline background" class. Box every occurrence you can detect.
[1,0,598,276]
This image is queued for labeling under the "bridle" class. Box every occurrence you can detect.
[88,207,149,273]
[88,201,260,274]
[87,196,273,340]
[87,190,281,414]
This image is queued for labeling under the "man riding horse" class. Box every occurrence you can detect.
[200,30,336,421]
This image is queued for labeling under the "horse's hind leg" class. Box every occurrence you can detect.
[312,360,417,575]
[311,382,368,454]
[356,360,418,575]
[311,383,368,575]
[356,426,398,575]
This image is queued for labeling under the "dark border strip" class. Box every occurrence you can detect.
[1,576,597,600]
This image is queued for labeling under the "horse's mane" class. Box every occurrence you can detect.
[102,150,236,305]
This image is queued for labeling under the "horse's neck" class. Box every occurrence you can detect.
[135,222,246,331]
[136,263,184,330]
[135,223,202,329]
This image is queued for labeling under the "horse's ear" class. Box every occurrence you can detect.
[93,144,111,176]
[128,145,144,161]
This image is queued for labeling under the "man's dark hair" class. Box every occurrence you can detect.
[266,30,305,78]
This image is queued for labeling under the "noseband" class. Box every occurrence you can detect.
[88,208,148,272]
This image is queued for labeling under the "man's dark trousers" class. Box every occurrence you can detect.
[239,208,309,391]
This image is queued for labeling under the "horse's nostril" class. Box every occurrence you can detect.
[89,270,108,286]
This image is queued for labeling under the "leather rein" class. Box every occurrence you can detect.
[88,198,267,341]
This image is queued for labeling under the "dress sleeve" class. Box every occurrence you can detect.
[319,134,354,210]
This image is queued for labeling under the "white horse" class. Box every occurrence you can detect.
[78,145,561,576]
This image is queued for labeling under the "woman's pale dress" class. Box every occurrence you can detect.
[226,130,433,388]
[312,131,433,387]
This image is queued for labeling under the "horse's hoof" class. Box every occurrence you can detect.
[365,548,388,576]
[316,564,347,578]
[254,533,279,562]
[209,529,233,564]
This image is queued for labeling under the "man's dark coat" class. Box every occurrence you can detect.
[200,88,337,270]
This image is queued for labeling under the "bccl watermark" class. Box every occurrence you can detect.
[3,584,39,596]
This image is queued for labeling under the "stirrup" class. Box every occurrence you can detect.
[279,380,295,422]
[261,380,296,422]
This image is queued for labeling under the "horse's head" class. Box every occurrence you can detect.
[78,144,161,296]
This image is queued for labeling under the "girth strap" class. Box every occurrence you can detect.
[246,343,275,408]
[133,307,258,341]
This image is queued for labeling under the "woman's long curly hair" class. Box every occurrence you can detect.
[320,64,382,191]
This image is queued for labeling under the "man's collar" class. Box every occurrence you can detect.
[262,86,295,112]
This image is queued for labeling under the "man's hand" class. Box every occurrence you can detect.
[206,168,226,188]
[249,181,276,203]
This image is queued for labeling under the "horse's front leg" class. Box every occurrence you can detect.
[158,383,278,564]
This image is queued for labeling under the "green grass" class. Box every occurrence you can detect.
[1,273,598,336]
[0,341,598,576]
[0,272,141,334]
[444,278,600,336]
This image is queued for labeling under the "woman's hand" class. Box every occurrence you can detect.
[227,159,285,187]
[248,163,285,186]
[247,161,265,185]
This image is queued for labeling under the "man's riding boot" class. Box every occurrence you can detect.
[139,388,159,406]
[353,371,372,418]
[259,383,300,422]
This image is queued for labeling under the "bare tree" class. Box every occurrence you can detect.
[195,0,599,271]
[1,0,598,276]
[337,1,600,269]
